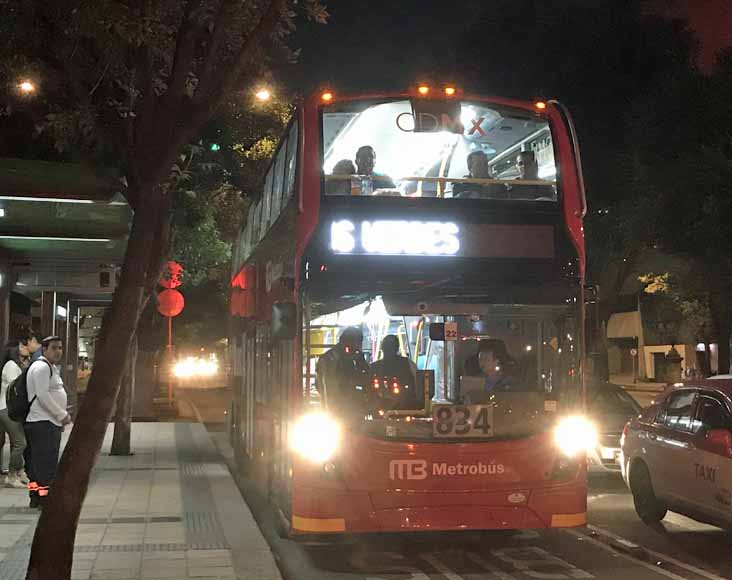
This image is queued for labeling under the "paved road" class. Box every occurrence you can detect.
[181,387,732,580]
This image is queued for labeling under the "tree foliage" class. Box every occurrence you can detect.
[167,96,289,347]
[1,2,326,579]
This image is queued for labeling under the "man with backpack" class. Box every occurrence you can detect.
[23,336,70,508]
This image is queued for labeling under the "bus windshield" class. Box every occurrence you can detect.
[305,297,580,437]
[322,99,557,200]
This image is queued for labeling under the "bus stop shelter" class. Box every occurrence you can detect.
[0,157,131,406]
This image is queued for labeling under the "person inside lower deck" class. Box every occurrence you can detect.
[452,151,507,199]
[315,327,370,414]
[463,339,515,403]
[369,335,418,410]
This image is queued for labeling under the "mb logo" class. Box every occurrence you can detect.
[389,459,428,480]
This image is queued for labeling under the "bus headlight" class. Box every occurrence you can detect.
[554,415,597,457]
[290,412,341,463]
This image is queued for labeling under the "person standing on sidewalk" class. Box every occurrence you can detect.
[0,341,32,488]
[24,336,71,508]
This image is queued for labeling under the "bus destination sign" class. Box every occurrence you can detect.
[330,219,460,256]
[329,220,555,259]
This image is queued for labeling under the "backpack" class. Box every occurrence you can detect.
[6,359,53,422]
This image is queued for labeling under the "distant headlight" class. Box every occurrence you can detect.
[173,357,219,378]
[554,415,598,457]
[289,412,341,463]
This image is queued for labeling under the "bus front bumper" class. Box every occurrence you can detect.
[291,484,587,534]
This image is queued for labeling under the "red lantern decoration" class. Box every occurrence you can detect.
[157,289,185,317]
[159,261,184,289]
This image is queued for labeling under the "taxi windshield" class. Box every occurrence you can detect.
[322,99,557,200]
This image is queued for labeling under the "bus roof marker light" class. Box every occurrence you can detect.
[417,85,430,96]
[534,101,547,110]
[321,91,334,102]
[444,86,456,96]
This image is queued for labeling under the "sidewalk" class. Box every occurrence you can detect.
[0,423,281,580]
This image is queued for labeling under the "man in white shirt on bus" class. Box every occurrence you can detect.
[24,336,70,509]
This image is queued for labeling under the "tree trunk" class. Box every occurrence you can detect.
[111,334,138,456]
[25,191,164,580]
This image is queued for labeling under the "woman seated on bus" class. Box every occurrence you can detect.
[462,339,516,404]
[326,159,357,194]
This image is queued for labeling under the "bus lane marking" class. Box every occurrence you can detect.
[350,551,430,580]
[583,524,728,580]
[465,552,517,580]
[491,547,593,580]
[420,553,467,580]
[563,529,690,580]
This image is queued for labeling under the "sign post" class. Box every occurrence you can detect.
[157,262,184,406]
[630,347,638,384]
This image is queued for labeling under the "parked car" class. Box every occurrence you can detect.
[621,380,732,529]
[586,383,642,474]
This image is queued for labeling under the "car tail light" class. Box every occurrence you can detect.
[620,423,630,447]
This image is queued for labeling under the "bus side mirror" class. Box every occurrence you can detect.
[272,302,297,340]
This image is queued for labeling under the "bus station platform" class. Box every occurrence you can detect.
[0,422,281,580]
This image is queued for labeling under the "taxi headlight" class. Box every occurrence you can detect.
[289,412,341,463]
[554,415,597,458]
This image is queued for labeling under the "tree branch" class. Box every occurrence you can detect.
[195,0,235,102]
[163,0,206,108]
[192,0,288,121]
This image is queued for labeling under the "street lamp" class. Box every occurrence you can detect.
[255,88,272,102]
[18,80,36,95]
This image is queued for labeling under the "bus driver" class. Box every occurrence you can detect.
[463,339,515,404]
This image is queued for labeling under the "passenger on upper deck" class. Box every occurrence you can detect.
[510,150,555,200]
[369,335,418,409]
[326,159,356,194]
[516,150,540,180]
[355,145,396,191]
[452,151,508,199]
[463,339,515,403]
[315,327,370,413]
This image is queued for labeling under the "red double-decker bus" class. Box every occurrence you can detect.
[228,86,593,536]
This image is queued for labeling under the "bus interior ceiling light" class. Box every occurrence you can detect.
[554,415,597,457]
[290,412,341,463]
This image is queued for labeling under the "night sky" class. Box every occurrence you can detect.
[655,0,732,71]
[289,0,732,97]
